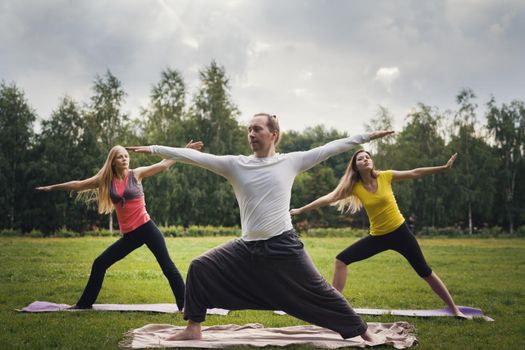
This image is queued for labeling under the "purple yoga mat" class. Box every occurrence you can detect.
[354,306,493,321]
[17,301,229,316]
[275,306,493,321]
[19,301,493,321]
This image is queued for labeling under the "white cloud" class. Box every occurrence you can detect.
[301,70,313,81]
[247,41,271,58]
[375,67,400,93]
[182,37,200,49]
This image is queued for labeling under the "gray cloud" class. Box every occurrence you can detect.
[1,0,523,135]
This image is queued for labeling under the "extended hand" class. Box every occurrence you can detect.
[289,208,302,216]
[35,186,52,192]
[126,146,152,154]
[445,153,458,169]
[185,140,204,151]
[369,130,395,140]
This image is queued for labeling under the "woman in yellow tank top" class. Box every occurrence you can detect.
[291,149,467,318]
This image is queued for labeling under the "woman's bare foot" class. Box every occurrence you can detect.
[67,304,91,310]
[165,321,202,341]
[450,306,471,319]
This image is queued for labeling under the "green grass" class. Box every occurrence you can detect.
[1,236,524,349]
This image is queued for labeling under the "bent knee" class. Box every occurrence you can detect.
[188,257,207,273]
[92,256,111,271]
[335,259,348,269]
[419,269,433,279]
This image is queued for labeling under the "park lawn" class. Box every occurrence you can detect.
[0,236,524,349]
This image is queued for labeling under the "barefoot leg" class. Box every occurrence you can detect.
[423,272,469,318]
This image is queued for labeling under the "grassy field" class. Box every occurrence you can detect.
[0,236,524,349]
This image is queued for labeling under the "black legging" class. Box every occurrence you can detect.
[336,222,432,278]
[76,220,185,309]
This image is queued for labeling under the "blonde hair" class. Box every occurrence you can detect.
[78,145,127,214]
[331,149,378,214]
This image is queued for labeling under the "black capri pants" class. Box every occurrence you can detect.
[336,222,432,278]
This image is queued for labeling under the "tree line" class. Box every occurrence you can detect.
[1,61,524,235]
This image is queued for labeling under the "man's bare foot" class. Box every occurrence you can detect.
[165,322,202,341]
[360,329,385,344]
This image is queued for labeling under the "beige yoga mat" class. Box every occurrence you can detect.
[119,322,417,349]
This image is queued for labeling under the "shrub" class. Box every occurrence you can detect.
[416,225,516,237]
[417,226,466,237]
[301,227,368,238]
[0,228,21,237]
[475,226,504,237]
[183,225,240,237]
[0,224,519,238]
[160,225,186,237]
[214,226,241,236]
[54,227,80,238]
[83,229,116,237]
[28,229,44,238]
[516,225,525,237]
[186,225,211,237]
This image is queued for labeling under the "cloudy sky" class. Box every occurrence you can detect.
[1,0,524,134]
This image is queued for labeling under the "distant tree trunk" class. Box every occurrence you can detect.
[507,189,514,235]
[468,202,472,235]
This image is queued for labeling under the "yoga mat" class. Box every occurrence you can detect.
[19,302,492,321]
[274,306,494,321]
[17,301,229,316]
[119,322,417,349]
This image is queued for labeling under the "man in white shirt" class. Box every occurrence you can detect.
[128,113,393,342]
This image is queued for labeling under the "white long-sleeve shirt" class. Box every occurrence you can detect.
[151,133,370,241]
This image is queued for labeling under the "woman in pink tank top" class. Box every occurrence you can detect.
[36,141,203,310]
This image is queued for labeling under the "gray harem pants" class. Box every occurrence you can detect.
[183,230,368,339]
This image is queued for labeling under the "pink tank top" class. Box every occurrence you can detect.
[110,170,150,234]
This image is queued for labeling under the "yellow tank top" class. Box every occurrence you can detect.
[352,170,405,235]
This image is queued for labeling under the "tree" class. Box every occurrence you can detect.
[391,103,448,229]
[174,61,247,226]
[30,96,100,233]
[281,125,352,227]
[190,61,246,155]
[86,70,129,147]
[143,67,186,145]
[0,82,36,229]
[447,89,497,233]
[364,105,396,169]
[486,98,525,234]
[291,165,341,228]
[85,70,129,231]
[141,68,188,226]
[280,125,349,177]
